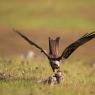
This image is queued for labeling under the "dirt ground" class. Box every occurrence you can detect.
[0,27,95,61]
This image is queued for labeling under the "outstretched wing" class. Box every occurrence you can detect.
[13,29,49,58]
[58,31,95,60]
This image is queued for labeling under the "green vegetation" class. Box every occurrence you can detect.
[0,56,95,95]
[0,0,95,30]
[0,0,95,95]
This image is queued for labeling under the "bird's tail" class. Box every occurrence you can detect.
[49,37,60,58]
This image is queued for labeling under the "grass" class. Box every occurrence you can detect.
[0,0,95,30]
[0,56,95,95]
[0,0,95,95]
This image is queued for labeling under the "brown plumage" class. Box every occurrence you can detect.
[57,31,95,60]
[49,37,60,58]
[14,29,95,72]
[49,37,60,72]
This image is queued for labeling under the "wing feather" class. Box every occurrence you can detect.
[13,29,49,58]
[58,31,95,60]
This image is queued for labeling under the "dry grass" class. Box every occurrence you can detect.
[0,56,95,95]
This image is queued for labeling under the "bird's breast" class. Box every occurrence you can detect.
[50,60,60,67]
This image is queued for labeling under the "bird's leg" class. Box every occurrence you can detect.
[43,70,64,85]
[53,69,64,84]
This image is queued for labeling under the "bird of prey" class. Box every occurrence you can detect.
[14,29,95,73]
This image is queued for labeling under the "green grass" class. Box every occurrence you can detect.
[0,0,95,30]
[0,56,95,95]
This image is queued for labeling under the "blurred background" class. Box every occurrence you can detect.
[0,0,95,60]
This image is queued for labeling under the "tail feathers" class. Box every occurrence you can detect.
[49,37,60,57]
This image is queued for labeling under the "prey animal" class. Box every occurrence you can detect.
[14,30,95,73]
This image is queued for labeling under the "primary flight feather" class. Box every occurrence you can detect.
[57,31,95,60]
